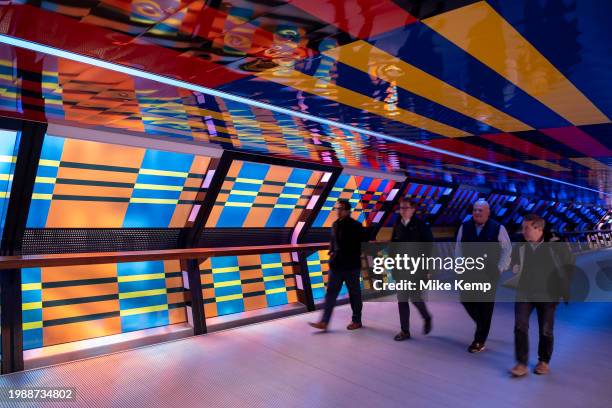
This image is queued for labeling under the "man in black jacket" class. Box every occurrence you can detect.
[392,198,433,341]
[509,214,574,377]
[310,199,367,331]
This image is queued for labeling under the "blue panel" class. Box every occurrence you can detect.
[217,299,244,316]
[123,203,175,227]
[119,294,168,310]
[121,310,169,332]
[216,206,250,227]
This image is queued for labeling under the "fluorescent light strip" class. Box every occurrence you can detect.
[0,34,608,196]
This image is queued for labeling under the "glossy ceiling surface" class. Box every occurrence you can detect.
[0,0,610,204]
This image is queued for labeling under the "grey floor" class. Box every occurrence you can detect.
[2,251,612,407]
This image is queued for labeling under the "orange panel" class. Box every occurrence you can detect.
[45,201,128,228]
[56,167,139,184]
[244,296,267,311]
[167,292,186,305]
[43,283,119,302]
[168,307,186,324]
[43,299,119,321]
[243,207,271,227]
[42,263,117,283]
[169,204,191,227]
[204,303,218,318]
[52,184,132,198]
[242,282,265,294]
[43,316,122,346]
[286,291,298,303]
[61,138,145,168]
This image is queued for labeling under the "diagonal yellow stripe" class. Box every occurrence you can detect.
[22,283,42,291]
[256,68,471,137]
[139,168,188,178]
[134,183,183,191]
[23,321,43,330]
[217,293,243,302]
[214,279,242,288]
[129,198,178,204]
[525,160,569,172]
[265,287,287,295]
[325,40,531,132]
[23,302,43,310]
[118,273,165,282]
[120,304,168,317]
[423,1,609,126]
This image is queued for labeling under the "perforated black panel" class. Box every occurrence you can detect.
[22,228,183,255]
[301,228,330,244]
[198,228,291,248]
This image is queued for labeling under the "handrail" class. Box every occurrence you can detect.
[0,243,328,270]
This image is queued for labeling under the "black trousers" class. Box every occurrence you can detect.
[322,268,362,324]
[462,301,496,344]
[397,290,431,333]
[515,302,557,364]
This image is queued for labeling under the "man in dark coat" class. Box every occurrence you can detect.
[509,214,574,377]
[309,199,368,331]
[391,197,434,341]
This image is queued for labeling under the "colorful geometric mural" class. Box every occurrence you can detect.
[312,174,397,227]
[205,160,322,228]
[22,260,186,349]
[26,135,210,228]
[0,128,19,237]
[200,253,298,318]
[386,182,453,226]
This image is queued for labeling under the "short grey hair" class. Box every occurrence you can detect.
[473,199,490,209]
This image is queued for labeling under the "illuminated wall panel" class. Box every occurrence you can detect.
[312,174,397,228]
[205,160,322,228]
[0,129,19,236]
[26,135,210,228]
[435,187,482,226]
[22,260,186,349]
[200,253,298,318]
[386,182,452,226]
[305,250,372,300]
[488,193,517,224]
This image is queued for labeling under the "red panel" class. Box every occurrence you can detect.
[0,4,248,88]
[480,133,562,160]
[421,139,516,163]
[540,127,612,158]
[290,0,417,39]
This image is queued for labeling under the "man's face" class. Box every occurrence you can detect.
[399,202,416,219]
[472,202,490,225]
[522,221,544,243]
[335,203,349,219]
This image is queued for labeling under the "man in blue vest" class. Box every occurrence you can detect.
[454,199,512,353]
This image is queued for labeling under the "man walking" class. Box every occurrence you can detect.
[510,214,573,377]
[309,199,367,331]
[455,199,512,353]
[391,197,433,341]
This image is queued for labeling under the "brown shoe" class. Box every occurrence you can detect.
[346,322,363,330]
[510,363,529,377]
[309,321,328,331]
[534,361,550,375]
